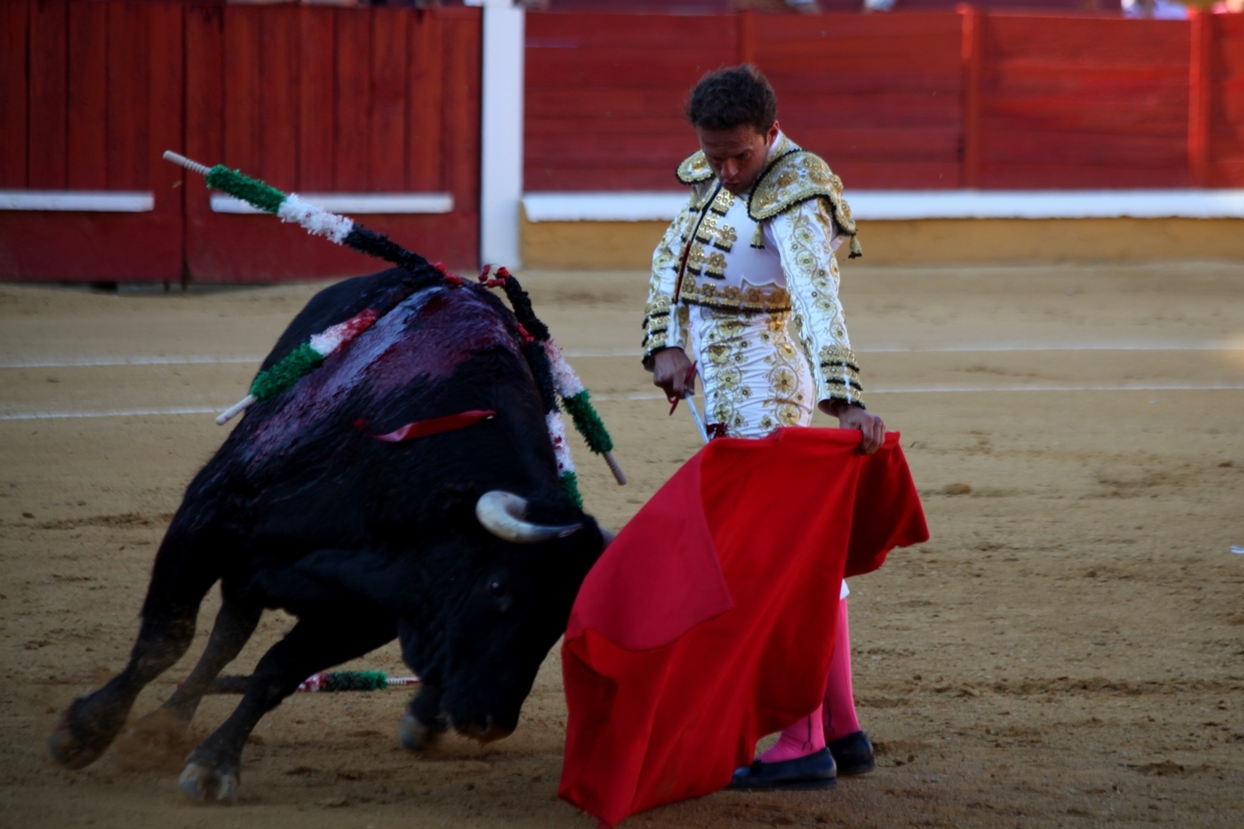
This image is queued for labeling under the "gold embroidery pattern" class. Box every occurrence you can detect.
[704,251,726,278]
[652,239,678,276]
[780,201,861,405]
[775,167,799,190]
[641,327,668,355]
[748,148,860,258]
[676,303,690,341]
[643,199,700,358]
[679,278,792,314]
[651,201,698,278]
[684,241,728,280]
[643,294,671,325]
[697,307,813,438]
[760,320,809,429]
[786,202,848,322]
[694,215,737,254]
[819,344,863,397]
[750,224,765,249]
[700,311,754,436]
[709,188,735,216]
[676,151,713,184]
[686,242,707,276]
[641,294,673,354]
[694,216,715,244]
[819,343,860,372]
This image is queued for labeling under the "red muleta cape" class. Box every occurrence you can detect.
[559,428,928,827]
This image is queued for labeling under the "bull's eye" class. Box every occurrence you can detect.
[487,579,506,598]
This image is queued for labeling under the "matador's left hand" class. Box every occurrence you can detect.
[824,403,885,455]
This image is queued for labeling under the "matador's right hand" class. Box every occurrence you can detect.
[649,347,695,403]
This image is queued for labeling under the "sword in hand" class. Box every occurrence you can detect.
[673,362,709,445]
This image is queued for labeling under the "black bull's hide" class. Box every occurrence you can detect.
[47,268,609,802]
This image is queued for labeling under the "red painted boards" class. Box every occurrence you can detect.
[1206,13,1244,186]
[524,13,737,190]
[757,13,963,189]
[975,14,1192,188]
[1,0,182,282]
[184,5,481,282]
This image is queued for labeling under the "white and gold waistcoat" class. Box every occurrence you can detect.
[642,133,865,408]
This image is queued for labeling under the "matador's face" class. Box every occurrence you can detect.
[695,121,780,196]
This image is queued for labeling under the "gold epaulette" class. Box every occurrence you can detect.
[748,150,862,258]
[675,151,714,185]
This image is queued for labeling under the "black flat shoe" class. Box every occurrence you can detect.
[827,731,875,776]
[727,747,837,791]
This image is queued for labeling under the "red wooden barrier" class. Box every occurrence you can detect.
[524,9,1244,193]
[525,12,966,191]
[961,5,985,188]
[1,0,184,282]
[1,2,31,191]
[976,13,1192,188]
[524,13,739,190]
[184,4,481,282]
[752,12,965,189]
[3,4,1240,283]
[1,1,480,283]
[1205,12,1244,186]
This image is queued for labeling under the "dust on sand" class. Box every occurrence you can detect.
[2,263,1242,828]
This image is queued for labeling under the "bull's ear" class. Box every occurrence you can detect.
[475,491,582,544]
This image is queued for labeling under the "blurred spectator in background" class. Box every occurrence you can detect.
[862,0,896,12]
[1211,0,1243,12]
[1121,0,1189,17]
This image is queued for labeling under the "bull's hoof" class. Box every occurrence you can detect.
[179,761,239,804]
[47,703,106,770]
[398,712,447,752]
[460,718,513,745]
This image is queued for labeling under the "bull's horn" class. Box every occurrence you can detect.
[476,491,581,544]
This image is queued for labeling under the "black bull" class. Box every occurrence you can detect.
[47,269,609,801]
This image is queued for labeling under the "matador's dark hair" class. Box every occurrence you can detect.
[684,64,778,133]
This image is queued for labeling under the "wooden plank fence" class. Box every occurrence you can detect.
[1,0,185,281]
[183,3,480,282]
[524,8,1244,192]
[1,1,480,283]
[1200,12,1244,186]
[751,11,965,188]
[524,12,741,191]
[2,3,1241,282]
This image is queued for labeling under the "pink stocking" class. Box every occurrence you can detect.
[822,597,862,741]
[757,704,826,764]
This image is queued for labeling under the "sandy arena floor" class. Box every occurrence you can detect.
[1,262,1242,828]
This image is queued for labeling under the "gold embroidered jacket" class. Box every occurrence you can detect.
[642,133,865,407]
